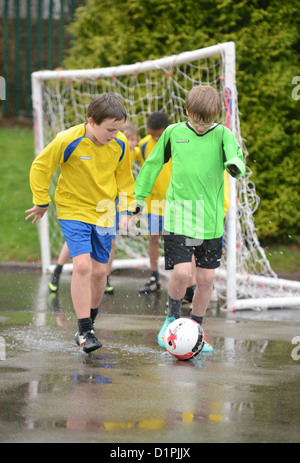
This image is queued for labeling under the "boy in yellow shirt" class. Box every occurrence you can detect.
[26,94,136,353]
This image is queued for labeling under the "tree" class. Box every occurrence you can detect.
[65,0,300,242]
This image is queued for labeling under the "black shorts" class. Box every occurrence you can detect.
[163,233,223,270]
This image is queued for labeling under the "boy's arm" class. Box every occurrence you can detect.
[222,127,245,178]
[134,130,169,204]
[26,136,63,223]
[30,136,64,207]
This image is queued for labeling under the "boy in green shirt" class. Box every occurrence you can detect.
[134,85,245,353]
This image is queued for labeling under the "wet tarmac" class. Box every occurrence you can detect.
[1,267,300,444]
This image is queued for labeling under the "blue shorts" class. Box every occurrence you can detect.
[59,220,113,263]
[148,214,164,234]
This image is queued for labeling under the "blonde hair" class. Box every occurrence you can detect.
[185,85,220,122]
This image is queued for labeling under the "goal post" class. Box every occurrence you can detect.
[31,41,300,310]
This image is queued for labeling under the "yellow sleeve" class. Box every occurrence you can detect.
[132,146,142,166]
[115,133,136,213]
[30,135,64,206]
[138,134,152,167]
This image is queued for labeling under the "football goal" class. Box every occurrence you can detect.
[31,41,300,310]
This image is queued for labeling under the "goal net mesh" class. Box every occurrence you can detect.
[35,45,299,306]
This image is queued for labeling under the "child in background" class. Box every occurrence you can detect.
[122,122,141,169]
[104,122,141,294]
[48,241,70,292]
[138,112,171,294]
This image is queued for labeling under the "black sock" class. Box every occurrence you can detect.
[190,314,204,325]
[185,284,196,300]
[78,317,93,335]
[54,264,63,276]
[90,308,99,324]
[151,270,159,281]
[168,295,182,319]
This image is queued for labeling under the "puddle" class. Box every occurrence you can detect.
[1,270,300,443]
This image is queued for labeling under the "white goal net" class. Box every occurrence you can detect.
[31,42,300,310]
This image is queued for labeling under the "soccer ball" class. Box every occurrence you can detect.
[164,318,205,361]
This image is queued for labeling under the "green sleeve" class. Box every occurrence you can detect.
[222,127,245,178]
[134,128,170,203]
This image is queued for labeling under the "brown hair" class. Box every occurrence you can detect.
[122,122,139,136]
[87,93,127,125]
[185,85,221,122]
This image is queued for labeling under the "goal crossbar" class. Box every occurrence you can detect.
[32,43,228,81]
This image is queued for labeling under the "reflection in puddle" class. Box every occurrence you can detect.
[1,271,300,442]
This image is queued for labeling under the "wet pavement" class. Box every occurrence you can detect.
[1,267,300,444]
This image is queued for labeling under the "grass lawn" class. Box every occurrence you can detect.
[265,244,300,276]
[0,126,40,262]
[0,126,299,276]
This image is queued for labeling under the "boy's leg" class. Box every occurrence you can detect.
[90,259,108,325]
[89,225,114,323]
[190,267,215,353]
[140,214,163,293]
[192,237,222,321]
[71,253,93,321]
[190,238,222,353]
[139,233,161,293]
[183,255,196,303]
[71,254,104,353]
[168,261,193,305]
[48,241,70,292]
[91,258,108,309]
[149,234,160,275]
[158,262,192,348]
[192,267,215,318]
[59,220,105,352]
[105,239,115,294]
[158,233,193,348]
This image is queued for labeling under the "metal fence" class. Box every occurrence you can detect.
[0,0,85,118]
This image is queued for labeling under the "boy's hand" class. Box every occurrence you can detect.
[25,205,48,224]
[132,203,144,216]
[227,164,240,176]
[119,214,131,232]
[224,157,244,178]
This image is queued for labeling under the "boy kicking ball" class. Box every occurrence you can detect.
[26,94,136,353]
[134,85,245,353]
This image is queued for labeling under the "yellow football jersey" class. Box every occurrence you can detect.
[138,134,172,216]
[30,123,136,227]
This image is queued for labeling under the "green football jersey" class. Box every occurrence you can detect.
[134,122,245,239]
